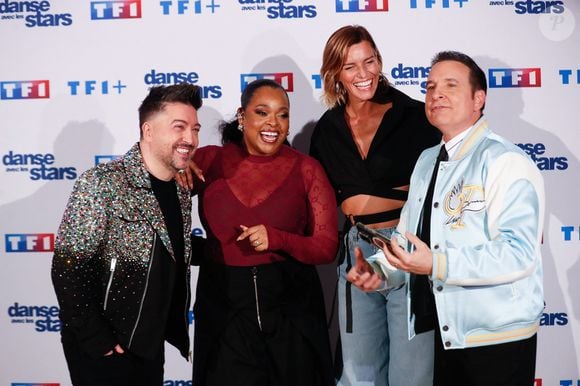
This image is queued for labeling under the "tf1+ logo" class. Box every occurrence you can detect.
[160,0,221,14]
[559,69,580,85]
[5,234,55,252]
[0,80,49,100]
[561,226,580,241]
[559,381,580,386]
[240,73,294,92]
[335,0,388,12]
[91,0,142,20]
[488,68,541,88]
[410,0,469,8]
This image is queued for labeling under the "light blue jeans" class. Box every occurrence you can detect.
[337,226,434,386]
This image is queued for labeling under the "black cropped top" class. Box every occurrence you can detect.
[309,87,441,214]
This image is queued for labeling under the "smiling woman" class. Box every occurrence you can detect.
[236,83,290,156]
[179,79,338,386]
[309,25,441,386]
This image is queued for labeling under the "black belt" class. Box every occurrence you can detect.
[351,208,402,225]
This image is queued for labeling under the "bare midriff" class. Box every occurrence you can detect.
[341,185,409,229]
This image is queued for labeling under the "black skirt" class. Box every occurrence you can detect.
[192,259,334,386]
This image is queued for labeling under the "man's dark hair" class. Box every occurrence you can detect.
[138,84,203,136]
[431,51,487,95]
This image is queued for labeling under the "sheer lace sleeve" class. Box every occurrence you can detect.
[267,156,338,264]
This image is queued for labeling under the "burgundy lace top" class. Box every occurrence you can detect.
[193,143,338,266]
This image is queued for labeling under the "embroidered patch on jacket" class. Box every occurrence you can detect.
[444,178,486,229]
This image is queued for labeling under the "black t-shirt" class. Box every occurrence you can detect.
[151,174,185,263]
[130,174,186,359]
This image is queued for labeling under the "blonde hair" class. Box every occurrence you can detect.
[320,25,384,108]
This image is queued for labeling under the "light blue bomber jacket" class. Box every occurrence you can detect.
[398,117,545,349]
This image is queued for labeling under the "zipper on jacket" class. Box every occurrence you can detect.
[181,252,192,359]
[251,266,263,332]
[183,247,192,333]
[128,235,156,347]
[103,257,117,310]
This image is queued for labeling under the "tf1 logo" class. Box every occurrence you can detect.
[91,0,142,19]
[488,68,541,88]
[335,0,388,12]
[5,234,54,252]
[240,73,294,92]
[0,80,49,100]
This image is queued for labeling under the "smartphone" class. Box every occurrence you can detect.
[355,222,391,249]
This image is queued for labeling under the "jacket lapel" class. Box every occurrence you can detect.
[177,184,192,264]
[124,143,175,260]
[136,188,175,260]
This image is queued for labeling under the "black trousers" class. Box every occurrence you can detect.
[204,307,324,386]
[62,333,164,386]
[195,261,332,386]
[434,324,537,386]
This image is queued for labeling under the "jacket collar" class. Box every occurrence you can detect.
[452,117,489,161]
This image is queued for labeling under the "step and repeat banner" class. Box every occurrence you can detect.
[1,1,579,385]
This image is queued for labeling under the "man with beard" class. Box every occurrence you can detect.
[52,84,202,386]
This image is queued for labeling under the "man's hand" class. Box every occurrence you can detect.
[175,160,205,190]
[346,246,384,292]
[381,232,434,275]
[104,344,124,356]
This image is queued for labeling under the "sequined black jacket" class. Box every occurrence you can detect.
[51,143,193,359]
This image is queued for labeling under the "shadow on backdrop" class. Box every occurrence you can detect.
[0,119,116,237]
[477,55,580,375]
[0,119,115,377]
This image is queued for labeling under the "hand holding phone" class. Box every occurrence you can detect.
[355,222,407,285]
[356,222,392,250]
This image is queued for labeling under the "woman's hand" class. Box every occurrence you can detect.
[237,224,269,252]
[346,246,384,292]
[175,160,205,190]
